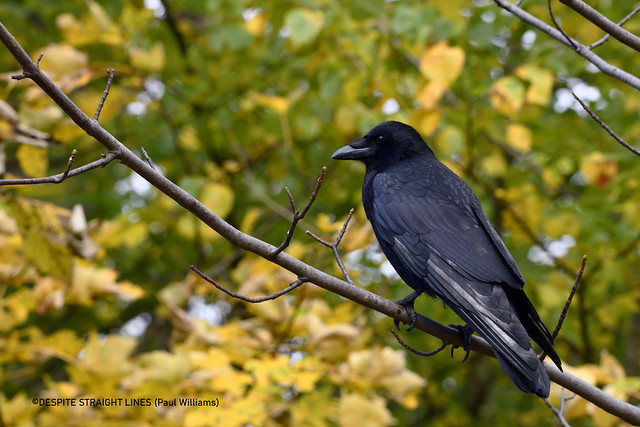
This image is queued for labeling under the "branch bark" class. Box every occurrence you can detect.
[493,0,640,90]
[558,0,640,53]
[1,20,639,425]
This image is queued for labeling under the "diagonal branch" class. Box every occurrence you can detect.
[547,0,577,49]
[544,397,572,427]
[589,5,640,50]
[270,166,327,257]
[0,151,116,185]
[306,208,355,284]
[558,0,640,53]
[571,92,640,157]
[540,256,587,363]
[190,265,307,303]
[493,0,640,90]
[551,255,587,341]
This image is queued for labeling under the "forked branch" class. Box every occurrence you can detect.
[270,166,327,257]
[0,151,116,185]
[306,208,355,284]
[190,265,307,303]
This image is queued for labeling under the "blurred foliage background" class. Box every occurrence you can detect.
[0,0,639,425]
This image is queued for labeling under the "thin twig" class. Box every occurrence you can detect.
[544,397,572,427]
[0,151,116,185]
[548,0,578,49]
[589,5,640,49]
[389,327,448,356]
[552,255,587,341]
[94,69,114,122]
[540,255,587,363]
[190,264,306,303]
[141,147,157,170]
[270,166,327,257]
[306,209,355,284]
[571,92,640,156]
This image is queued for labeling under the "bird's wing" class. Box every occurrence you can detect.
[370,168,550,396]
[371,167,525,288]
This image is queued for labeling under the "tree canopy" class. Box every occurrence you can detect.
[0,0,639,425]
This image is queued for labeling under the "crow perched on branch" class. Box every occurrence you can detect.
[332,121,562,397]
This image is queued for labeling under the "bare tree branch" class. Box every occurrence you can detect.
[306,208,355,284]
[0,151,116,185]
[270,166,327,257]
[94,68,114,122]
[544,397,572,427]
[493,0,640,90]
[540,255,587,363]
[547,0,577,49]
[551,255,587,341]
[1,20,639,425]
[559,0,640,53]
[589,5,640,50]
[190,265,307,303]
[571,92,640,156]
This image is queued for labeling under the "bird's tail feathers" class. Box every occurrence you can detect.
[505,287,562,371]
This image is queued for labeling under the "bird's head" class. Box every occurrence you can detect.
[331,121,431,165]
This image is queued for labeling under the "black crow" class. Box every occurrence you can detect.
[332,121,562,397]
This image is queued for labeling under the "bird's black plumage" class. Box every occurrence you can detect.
[332,121,562,397]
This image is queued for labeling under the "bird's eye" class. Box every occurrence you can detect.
[377,135,385,142]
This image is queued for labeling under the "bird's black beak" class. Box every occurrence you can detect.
[331,138,374,160]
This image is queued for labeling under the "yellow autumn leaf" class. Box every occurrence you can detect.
[315,212,347,234]
[94,217,148,249]
[419,42,465,86]
[506,123,532,152]
[178,125,202,151]
[123,351,190,388]
[128,42,166,73]
[416,81,446,109]
[516,64,554,106]
[9,197,74,283]
[247,92,290,115]
[542,213,581,238]
[38,44,88,77]
[16,144,48,178]
[245,11,265,36]
[412,108,442,136]
[78,332,136,377]
[434,125,463,158]
[598,351,626,383]
[490,76,525,116]
[338,393,395,427]
[284,8,324,47]
[56,0,122,46]
[201,182,234,219]
[581,152,617,188]
[208,368,253,396]
[292,394,336,426]
[70,261,144,304]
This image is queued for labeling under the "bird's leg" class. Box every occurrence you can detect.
[394,290,422,331]
[448,324,474,363]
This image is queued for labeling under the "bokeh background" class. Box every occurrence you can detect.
[1,0,639,425]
